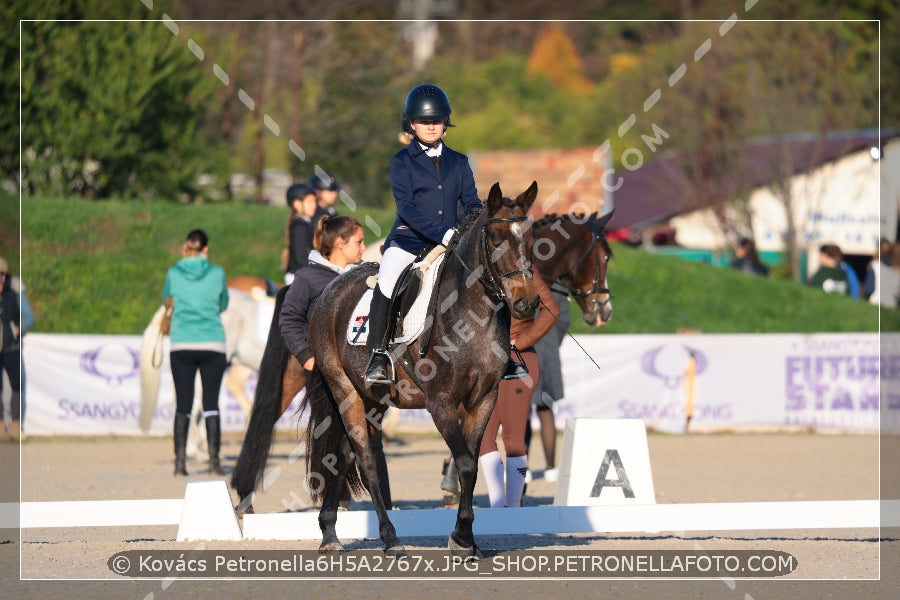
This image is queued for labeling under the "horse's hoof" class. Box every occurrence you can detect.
[319,542,344,554]
[448,535,481,559]
[443,492,460,508]
[385,545,408,558]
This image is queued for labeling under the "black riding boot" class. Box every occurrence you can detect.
[365,288,393,384]
[440,455,461,507]
[173,413,189,476]
[503,344,529,380]
[441,456,460,493]
[206,414,226,476]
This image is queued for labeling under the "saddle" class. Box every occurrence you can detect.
[348,246,447,351]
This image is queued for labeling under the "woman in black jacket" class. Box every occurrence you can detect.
[279,215,396,508]
[279,215,365,370]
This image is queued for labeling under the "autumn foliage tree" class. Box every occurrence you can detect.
[526,24,593,94]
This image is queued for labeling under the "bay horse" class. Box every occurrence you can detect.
[531,210,614,326]
[303,182,538,556]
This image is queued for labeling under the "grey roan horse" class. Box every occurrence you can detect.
[302,182,539,557]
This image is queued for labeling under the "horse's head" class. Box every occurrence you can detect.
[573,211,614,327]
[483,181,539,320]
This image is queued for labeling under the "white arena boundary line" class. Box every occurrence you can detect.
[3,499,184,529]
[242,499,900,541]
[3,499,898,537]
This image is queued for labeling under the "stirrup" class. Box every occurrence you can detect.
[365,350,395,384]
[503,345,529,380]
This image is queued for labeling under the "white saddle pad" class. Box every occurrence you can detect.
[347,253,446,346]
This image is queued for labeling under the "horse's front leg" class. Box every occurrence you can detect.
[430,394,492,558]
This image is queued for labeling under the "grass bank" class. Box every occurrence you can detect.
[6,193,892,334]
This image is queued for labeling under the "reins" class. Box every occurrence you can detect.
[543,231,611,301]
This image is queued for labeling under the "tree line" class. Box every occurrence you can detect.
[4,0,892,211]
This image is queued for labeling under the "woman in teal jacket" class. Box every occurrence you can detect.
[163,229,229,476]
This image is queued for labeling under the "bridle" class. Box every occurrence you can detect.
[453,212,534,304]
[544,228,611,305]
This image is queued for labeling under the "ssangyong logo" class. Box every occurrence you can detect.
[640,344,708,388]
[80,344,141,388]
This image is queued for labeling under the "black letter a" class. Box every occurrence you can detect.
[590,449,635,498]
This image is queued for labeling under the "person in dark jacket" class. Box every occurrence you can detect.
[284,183,319,285]
[279,215,395,508]
[310,171,341,231]
[163,230,229,475]
[0,258,21,441]
[731,237,769,276]
[280,215,365,370]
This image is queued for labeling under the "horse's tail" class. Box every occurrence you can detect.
[138,304,166,433]
[230,285,292,503]
[302,368,364,504]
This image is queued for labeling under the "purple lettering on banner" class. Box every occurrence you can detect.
[785,385,805,411]
[58,398,171,422]
[889,394,900,411]
[883,355,900,380]
[783,354,881,427]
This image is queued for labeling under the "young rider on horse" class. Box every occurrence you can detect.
[365,83,528,384]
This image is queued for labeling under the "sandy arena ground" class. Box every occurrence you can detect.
[1,429,898,599]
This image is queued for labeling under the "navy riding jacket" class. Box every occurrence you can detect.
[383,141,483,254]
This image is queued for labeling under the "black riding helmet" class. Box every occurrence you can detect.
[402,83,454,134]
[285,182,314,207]
[309,172,340,192]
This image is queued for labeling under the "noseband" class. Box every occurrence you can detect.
[452,213,533,303]
[545,231,611,303]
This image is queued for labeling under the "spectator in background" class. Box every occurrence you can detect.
[310,171,341,230]
[869,242,900,308]
[863,238,892,301]
[730,237,769,276]
[163,230,229,476]
[833,245,861,299]
[283,183,319,285]
[807,244,850,296]
[0,257,21,441]
[11,266,33,440]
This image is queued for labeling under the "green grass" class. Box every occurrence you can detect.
[6,193,894,334]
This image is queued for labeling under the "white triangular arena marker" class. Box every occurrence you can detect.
[176,480,242,541]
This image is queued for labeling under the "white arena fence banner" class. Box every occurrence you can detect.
[390,332,894,434]
[21,332,895,436]
[22,333,303,436]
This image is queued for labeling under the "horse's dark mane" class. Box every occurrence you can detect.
[459,207,484,233]
[532,212,613,257]
[532,212,588,230]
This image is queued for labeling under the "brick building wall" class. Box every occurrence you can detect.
[469,147,610,218]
